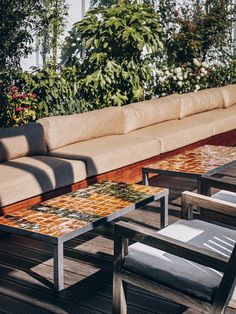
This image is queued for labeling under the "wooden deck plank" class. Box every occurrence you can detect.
[0,175,235,313]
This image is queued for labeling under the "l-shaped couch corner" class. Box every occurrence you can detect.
[0,84,236,211]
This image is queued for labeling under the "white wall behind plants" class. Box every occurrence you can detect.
[21,0,91,70]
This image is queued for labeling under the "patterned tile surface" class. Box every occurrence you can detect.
[0,182,164,238]
[146,145,236,175]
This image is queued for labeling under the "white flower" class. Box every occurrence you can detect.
[184,73,188,79]
[173,75,177,81]
[177,74,183,81]
[165,70,171,76]
[193,58,201,67]
[177,81,183,87]
[156,70,164,77]
[159,77,166,83]
[200,67,208,75]
[161,93,166,96]
[202,61,208,68]
[195,85,200,91]
[175,67,182,75]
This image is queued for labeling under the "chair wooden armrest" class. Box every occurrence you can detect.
[115,221,228,272]
[182,191,236,220]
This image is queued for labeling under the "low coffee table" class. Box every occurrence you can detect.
[201,159,236,196]
[142,145,236,193]
[0,181,168,291]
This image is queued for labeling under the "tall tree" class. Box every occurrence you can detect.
[164,0,236,65]
[37,0,68,66]
[0,0,44,72]
[90,0,158,8]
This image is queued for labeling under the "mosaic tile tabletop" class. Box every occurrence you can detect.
[145,145,236,176]
[0,182,165,238]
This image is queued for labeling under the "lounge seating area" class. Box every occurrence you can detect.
[0,84,236,209]
[0,83,236,313]
[1,1,236,312]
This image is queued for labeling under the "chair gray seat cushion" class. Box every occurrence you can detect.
[123,219,236,302]
[212,190,236,204]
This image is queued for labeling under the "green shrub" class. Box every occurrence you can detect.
[62,0,164,108]
[154,58,236,97]
[20,66,90,116]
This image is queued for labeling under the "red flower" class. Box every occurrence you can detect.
[32,93,37,99]
[15,107,25,112]
[11,86,18,91]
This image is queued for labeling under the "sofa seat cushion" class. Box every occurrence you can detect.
[122,94,180,133]
[124,219,236,302]
[39,107,125,151]
[0,123,47,162]
[186,108,236,135]
[0,156,86,207]
[126,115,214,153]
[48,135,161,177]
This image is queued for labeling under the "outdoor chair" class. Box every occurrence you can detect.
[113,191,236,314]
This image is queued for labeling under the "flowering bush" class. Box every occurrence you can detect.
[3,85,38,126]
[154,58,235,97]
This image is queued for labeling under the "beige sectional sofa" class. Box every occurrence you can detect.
[0,84,235,208]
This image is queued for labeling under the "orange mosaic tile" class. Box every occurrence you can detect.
[0,182,165,238]
[146,145,236,175]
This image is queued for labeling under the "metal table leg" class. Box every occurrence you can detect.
[160,194,168,228]
[54,242,64,291]
[142,170,149,186]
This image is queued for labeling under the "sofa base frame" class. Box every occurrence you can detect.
[1,129,236,215]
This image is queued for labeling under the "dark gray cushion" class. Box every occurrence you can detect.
[123,219,236,302]
[213,190,236,204]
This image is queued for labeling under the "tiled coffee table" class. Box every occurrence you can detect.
[0,182,168,291]
[142,145,236,193]
[201,159,236,196]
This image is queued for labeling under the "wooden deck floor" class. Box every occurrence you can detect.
[0,175,235,314]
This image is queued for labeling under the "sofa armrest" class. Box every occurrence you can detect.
[115,221,228,272]
[182,191,236,219]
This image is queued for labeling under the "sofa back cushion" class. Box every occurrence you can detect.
[179,88,222,119]
[122,94,180,133]
[0,123,47,162]
[221,84,236,108]
[202,87,225,109]
[39,107,125,151]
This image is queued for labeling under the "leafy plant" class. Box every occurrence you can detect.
[37,0,69,66]
[20,66,88,116]
[90,0,117,7]
[163,0,236,66]
[0,0,44,72]
[62,0,164,108]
